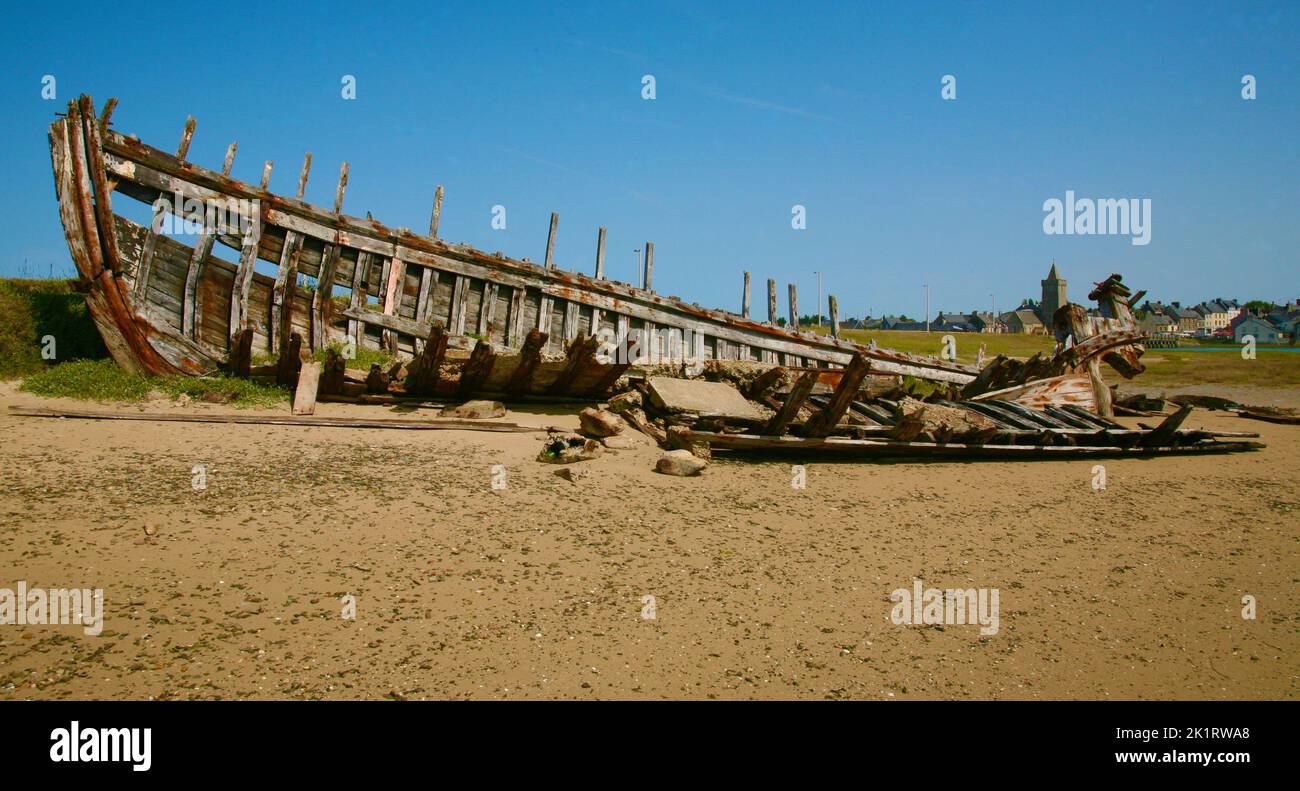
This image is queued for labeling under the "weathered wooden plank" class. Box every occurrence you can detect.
[270,231,303,351]
[787,283,798,331]
[296,152,311,200]
[415,266,438,325]
[742,271,751,318]
[259,160,273,190]
[449,275,471,335]
[805,353,870,437]
[229,206,265,334]
[829,294,839,339]
[563,300,580,342]
[1140,404,1193,447]
[183,141,238,339]
[333,162,348,214]
[505,329,548,395]
[348,250,374,346]
[381,256,405,353]
[292,361,322,415]
[11,405,548,433]
[507,286,527,348]
[228,327,254,378]
[134,115,197,300]
[765,370,818,435]
[594,226,606,279]
[478,282,499,338]
[767,278,777,324]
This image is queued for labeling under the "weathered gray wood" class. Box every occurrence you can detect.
[311,244,341,350]
[381,256,405,353]
[259,160,273,190]
[429,185,443,237]
[547,334,600,395]
[348,251,373,346]
[507,286,527,347]
[787,283,798,331]
[563,300,580,342]
[643,241,654,291]
[176,116,196,160]
[270,231,303,351]
[10,405,546,433]
[742,271,751,318]
[544,212,558,268]
[292,361,322,415]
[478,282,499,338]
[458,340,496,397]
[449,275,471,335]
[767,278,777,324]
[407,322,448,395]
[229,203,265,334]
[134,116,198,299]
[594,226,606,279]
[829,294,839,339]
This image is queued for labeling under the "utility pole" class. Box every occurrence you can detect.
[924,283,931,332]
[814,270,822,328]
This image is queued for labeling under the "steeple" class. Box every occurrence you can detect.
[1046,260,1061,281]
[1039,260,1067,324]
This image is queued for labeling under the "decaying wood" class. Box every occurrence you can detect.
[407,322,448,395]
[505,329,548,395]
[547,334,600,395]
[765,370,818,435]
[276,332,304,387]
[805,353,870,437]
[458,340,497,398]
[292,361,321,415]
[9,405,546,433]
[321,347,346,395]
[228,328,254,378]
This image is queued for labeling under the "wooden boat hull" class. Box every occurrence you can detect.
[50,94,979,398]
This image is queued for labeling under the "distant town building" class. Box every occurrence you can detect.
[1234,315,1289,344]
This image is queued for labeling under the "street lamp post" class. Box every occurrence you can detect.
[924,283,931,333]
[633,248,641,288]
[814,271,822,328]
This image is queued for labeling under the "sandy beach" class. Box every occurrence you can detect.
[0,380,1295,700]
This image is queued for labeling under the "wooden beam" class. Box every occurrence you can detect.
[277,332,304,387]
[764,370,818,435]
[643,241,654,291]
[478,282,499,338]
[1140,404,1193,447]
[415,266,439,326]
[544,211,558,268]
[457,340,497,397]
[505,329,548,395]
[742,271,751,318]
[228,202,264,334]
[788,283,798,331]
[10,405,548,433]
[311,244,340,350]
[507,286,527,347]
[270,231,303,352]
[182,140,237,338]
[449,275,471,335]
[295,152,311,200]
[98,97,118,132]
[829,294,839,339]
[228,327,254,378]
[767,278,777,324]
[805,353,870,437]
[292,361,323,416]
[380,256,405,353]
[348,251,374,347]
[176,116,196,160]
[333,161,348,215]
[594,226,607,279]
[562,300,580,342]
[259,160,273,190]
[429,185,444,237]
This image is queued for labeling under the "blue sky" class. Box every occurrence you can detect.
[1,1,1296,318]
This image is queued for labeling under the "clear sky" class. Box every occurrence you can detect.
[1,1,1296,319]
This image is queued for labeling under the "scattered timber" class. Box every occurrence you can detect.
[9,405,547,433]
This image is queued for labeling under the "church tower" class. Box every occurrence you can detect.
[1040,261,1067,325]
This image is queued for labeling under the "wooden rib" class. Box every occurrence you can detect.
[347,251,373,347]
[449,275,470,335]
[295,153,311,200]
[229,327,254,378]
[311,244,341,350]
[415,266,439,325]
[594,226,606,279]
[380,256,405,353]
[538,293,553,333]
[585,358,631,396]
[478,282,499,338]
[742,271,751,318]
[229,201,264,334]
[787,283,798,330]
[429,185,444,237]
[767,278,777,324]
[77,96,121,274]
[505,329,548,395]
[259,161,273,190]
[1140,404,1193,447]
[829,294,839,339]
[547,334,600,395]
[134,116,197,299]
[458,340,497,397]
[563,300,580,342]
[270,231,303,352]
[333,162,348,215]
[507,286,527,347]
[544,212,558,268]
[182,140,237,338]
[643,241,654,291]
[805,353,870,437]
[176,116,196,160]
[98,97,118,131]
[407,322,448,395]
[765,370,818,435]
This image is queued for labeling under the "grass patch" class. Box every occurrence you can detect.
[20,358,288,406]
[311,343,393,370]
[1136,349,1300,389]
[808,325,1056,364]
[0,278,107,379]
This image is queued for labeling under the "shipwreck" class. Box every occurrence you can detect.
[45,94,1262,459]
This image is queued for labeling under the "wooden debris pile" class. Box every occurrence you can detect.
[604,353,1264,460]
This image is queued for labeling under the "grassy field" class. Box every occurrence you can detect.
[808,325,1056,363]
[0,278,106,378]
[20,358,288,406]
